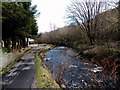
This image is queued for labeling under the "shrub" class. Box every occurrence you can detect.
[2,47,10,53]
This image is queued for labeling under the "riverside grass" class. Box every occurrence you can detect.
[35,47,60,88]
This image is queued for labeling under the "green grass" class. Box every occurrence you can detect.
[2,47,10,53]
[35,47,60,88]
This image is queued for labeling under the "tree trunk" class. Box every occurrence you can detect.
[7,38,11,51]
[12,37,16,50]
[87,33,94,45]
[26,38,29,47]
[118,1,120,41]
[89,37,94,45]
[18,38,21,50]
[3,38,8,48]
[22,38,26,48]
[20,38,23,49]
[1,40,4,48]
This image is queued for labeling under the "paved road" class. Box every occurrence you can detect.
[1,48,40,89]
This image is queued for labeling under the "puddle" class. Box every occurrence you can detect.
[6,72,18,77]
[22,66,31,71]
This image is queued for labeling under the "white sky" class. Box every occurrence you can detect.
[31,0,118,33]
[31,0,72,33]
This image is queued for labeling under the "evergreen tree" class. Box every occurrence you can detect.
[2,2,39,50]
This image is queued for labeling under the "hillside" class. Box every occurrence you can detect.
[96,8,118,40]
[37,8,118,44]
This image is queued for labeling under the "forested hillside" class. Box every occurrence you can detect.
[36,8,118,46]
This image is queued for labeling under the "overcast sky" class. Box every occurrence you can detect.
[31,0,72,33]
[31,0,118,33]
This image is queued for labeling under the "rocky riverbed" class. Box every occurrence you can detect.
[43,46,116,88]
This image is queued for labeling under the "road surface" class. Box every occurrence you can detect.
[1,44,51,89]
[1,47,40,89]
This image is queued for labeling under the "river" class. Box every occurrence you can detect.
[43,46,116,88]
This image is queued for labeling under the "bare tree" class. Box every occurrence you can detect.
[66,0,108,45]
[49,23,58,31]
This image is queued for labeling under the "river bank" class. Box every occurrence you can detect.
[42,46,119,88]
[35,45,60,88]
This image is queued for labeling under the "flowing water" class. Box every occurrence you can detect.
[43,46,115,88]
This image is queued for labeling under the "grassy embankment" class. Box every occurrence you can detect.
[35,46,60,88]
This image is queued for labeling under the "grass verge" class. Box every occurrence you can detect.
[35,47,60,88]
